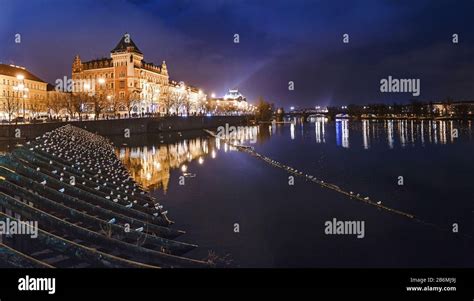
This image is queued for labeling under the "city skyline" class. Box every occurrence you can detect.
[2,0,474,108]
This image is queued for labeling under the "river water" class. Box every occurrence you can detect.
[116,118,474,267]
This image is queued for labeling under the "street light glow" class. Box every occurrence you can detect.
[16,74,24,81]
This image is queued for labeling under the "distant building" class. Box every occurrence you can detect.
[208,89,249,114]
[0,64,49,120]
[71,34,206,116]
[430,100,474,116]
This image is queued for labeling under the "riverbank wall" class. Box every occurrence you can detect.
[0,116,248,140]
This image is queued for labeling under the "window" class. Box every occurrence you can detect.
[119,81,125,89]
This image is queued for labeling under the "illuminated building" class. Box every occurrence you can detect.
[208,89,251,114]
[72,34,206,116]
[0,64,48,120]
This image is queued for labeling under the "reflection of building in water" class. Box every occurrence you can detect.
[432,120,438,144]
[398,120,408,147]
[450,121,455,143]
[386,120,394,149]
[439,120,447,144]
[314,117,326,143]
[336,119,349,148]
[290,123,295,140]
[117,126,260,191]
[362,120,370,149]
[117,138,212,192]
[420,120,425,145]
[428,120,432,143]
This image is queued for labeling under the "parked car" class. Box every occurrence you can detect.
[32,115,49,123]
[11,116,25,123]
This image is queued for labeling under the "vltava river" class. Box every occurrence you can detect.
[116,119,474,267]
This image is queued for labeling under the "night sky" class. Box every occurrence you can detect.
[1,0,474,109]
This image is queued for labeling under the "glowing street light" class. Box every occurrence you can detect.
[98,78,105,84]
[211,93,216,98]
[16,74,24,81]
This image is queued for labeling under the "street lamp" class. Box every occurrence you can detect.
[14,74,28,120]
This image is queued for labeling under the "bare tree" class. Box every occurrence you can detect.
[181,91,191,116]
[170,89,189,115]
[29,97,44,119]
[66,93,87,120]
[1,95,20,123]
[46,92,66,118]
[123,92,139,117]
[107,95,122,117]
[91,94,108,120]
[160,88,173,116]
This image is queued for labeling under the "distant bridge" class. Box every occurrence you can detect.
[282,109,329,121]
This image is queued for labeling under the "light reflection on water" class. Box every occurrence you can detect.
[312,118,472,149]
[117,119,473,191]
[116,126,261,191]
[116,138,213,192]
[114,120,473,267]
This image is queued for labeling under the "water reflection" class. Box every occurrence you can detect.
[117,138,211,192]
[117,120,472,191]
[336,119,349,148]
[117,126,262,191]
[362,120,370,149]
[325,119,469,150]
[315,117,326,143]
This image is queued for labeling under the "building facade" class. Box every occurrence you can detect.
[0,64,49,120]
[72,34,206,116]
[208,89,250,115]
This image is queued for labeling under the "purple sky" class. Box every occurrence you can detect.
[1,0,474,109]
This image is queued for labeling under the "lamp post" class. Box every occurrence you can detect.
[13,74,28,121]
[98,78,106,119]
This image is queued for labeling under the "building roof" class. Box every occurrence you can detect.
[0,64,47,83]
[81,58,113,70]
[111,34,143,55]
[224,89,246,101]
